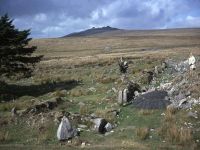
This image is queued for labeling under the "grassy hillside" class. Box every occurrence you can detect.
[1,28,200,149]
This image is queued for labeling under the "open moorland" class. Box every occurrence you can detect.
[0,28,200,150]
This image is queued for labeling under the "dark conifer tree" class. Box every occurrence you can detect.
[0,14,42,78]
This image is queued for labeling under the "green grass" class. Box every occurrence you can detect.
[1,46,200,149]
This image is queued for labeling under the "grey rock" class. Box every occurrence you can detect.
[11,107,17,117]
[78,124,88,129]
[187,111,198,119]
[179,99,187,107]
[185,91,191,97]
[118,90,123,105]
[57,116,77,141]
[88,87,96,92]
[105,123,113,132]
[92,118,108,134]
[123,89,128,103]
[112,87,117,93]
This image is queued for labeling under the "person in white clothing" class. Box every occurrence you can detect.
[188,52,196,76]
[189,52,196,70]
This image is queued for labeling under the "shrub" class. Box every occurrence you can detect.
[69,88,88,97]
[0,131,9,142]
[95,108,116,123]
[96,76,117,84]
[138,109,154,116]
[79,105,89,116]
[158,109,194,145]
[136,127,149,140]
[164,108,175,123]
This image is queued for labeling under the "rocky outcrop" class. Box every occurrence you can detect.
[21,97,63,115]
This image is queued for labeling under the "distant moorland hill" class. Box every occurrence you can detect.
[63,26,120,37]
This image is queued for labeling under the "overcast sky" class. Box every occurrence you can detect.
[0,0,200,38]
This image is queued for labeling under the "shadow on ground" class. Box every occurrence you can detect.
[0,80,80,102]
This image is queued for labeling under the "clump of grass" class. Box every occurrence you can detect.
[97,76,117,84]
[0,131,9,142]
[166,105,177,115]
[136,127,149,140]
[69,88,88,97]
[95,108,116,123]
[159,124,193,145]
[164,108,175,123]
[79,104,89,116]
[53,90,66,97]
[37,123,56,143]
[0,103,14,112]
[138,109,154,116]
[158,109,194,146]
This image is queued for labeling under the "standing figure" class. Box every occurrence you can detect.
[118,57,128,74]
[188,52,196,76]
[118,57,128,82]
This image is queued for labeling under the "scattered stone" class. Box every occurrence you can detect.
[92,118,113,134]
[179,99,187,107]
[78,102,85,106]
[81,142,86,148]
[118,57,128,74]
[88,87,96,92]
[118,90,123,105]
[78,124,88,129]
[133,90,170,109]
[105,123,113,132]
[112,87,117,93]
[11,107,17,117]
[123,89,128,103]
[92,118,108,134]
[22,97,63,115]
[134,91,140,97]
[150,128,155,132]
[57,116,77,141]
[161,113,165,116]
[185,91,191,97]
[187,111,198,119]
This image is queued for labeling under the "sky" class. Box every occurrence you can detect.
[0,0,200,38]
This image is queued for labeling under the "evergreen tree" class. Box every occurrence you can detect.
[0,14,42,78]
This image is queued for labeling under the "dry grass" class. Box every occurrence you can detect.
[136,127,149,140]
[164,107,176,123]
[0,131,9,142]
[69,88,88,97]
[138,109,154,116]
[96,76,117,84]
[79,105,89,116]
[53,90,66,97]
[159,108,195,146]
[95,108,116,123]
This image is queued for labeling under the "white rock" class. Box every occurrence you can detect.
[112,87,117,93]
[179,99,187,106]
[81,142,86,148]
[57,116,76,141]
[123,89,128,103]
[105,123,113,132]
[161,113,165,116]
[118,90,123,104]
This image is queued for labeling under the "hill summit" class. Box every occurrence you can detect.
[63,26,120,37]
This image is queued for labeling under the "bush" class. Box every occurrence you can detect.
[136,127,149,140]
[138,109,154,116]
[79,105,89,116]
[0,131,9,142]
[158,109,194,145]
